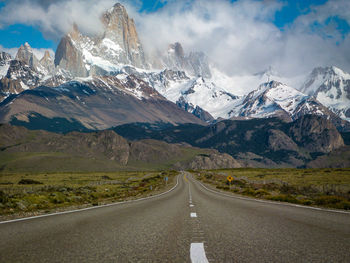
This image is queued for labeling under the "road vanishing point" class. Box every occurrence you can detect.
[1,172,349,262]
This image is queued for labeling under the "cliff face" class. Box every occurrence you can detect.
[55,4,147,77]
[161,42,212,78]
[15,42,40,71]
[289,115,344,153]
[101,3,147,68]
[54,24,88,77]
[0,124,242,172]
[40,51,55,73]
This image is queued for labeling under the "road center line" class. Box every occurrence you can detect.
[190,243,209,263]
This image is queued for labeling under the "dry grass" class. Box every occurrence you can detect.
[192,168,350,210]
[0,170,178,216]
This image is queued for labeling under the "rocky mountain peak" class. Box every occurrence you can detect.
[168,42,185,59]
[310,66,347,78]
[40,50,55,73]
[15,42,40,70]
[41,50,52,61]
[162,42,211,78]
[55,3,147,77]
[54,27,88,77]
[301,66,350,121]
[68,23,81,41]
[0,52,11,63]
[101,2,147,69]
[289,115,344,153]
[260,80,283,90]
[0,51,12,79]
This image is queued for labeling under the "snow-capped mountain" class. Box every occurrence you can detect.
[0,2,349,132]
[228,81,336,121]
[300,66,350,121]
[140,68,239,121]
[0,52,11,78]
[0,74,204,130]
[54,3,147,78]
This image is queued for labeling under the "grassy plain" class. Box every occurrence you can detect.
[193,168,350,210]
[0,170,177,217]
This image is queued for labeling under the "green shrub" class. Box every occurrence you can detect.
[254,189,270,197]
[268,194,299,204]
[18,179,43,185]
[338,201,350,210]
[0,190,9,203]
[232,179,246,187]
[242,188,256,196]
[300,199,313,206]
[314,196,345,205]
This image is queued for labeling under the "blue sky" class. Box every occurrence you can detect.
[0,0,349,75]
[0,0,341,51]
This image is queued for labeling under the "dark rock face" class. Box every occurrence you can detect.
[0,77,25,102]
[289,115,344,153]
[6,60,41,88]
[112,115,346,168]
[268,129,298,152]
[182,152,241,170]
[129,139,183,163]
[306,146,350,168]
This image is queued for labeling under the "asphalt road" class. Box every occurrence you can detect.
[0,172,349,262]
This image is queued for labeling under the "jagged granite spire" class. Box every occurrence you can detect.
[15,42,40,71]
[101,3,147,68]
[55,3,148,77]
[162,42,211,78]
[54,24,88,77]
[40,50,55,73]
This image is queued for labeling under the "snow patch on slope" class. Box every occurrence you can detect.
[301,66,350,121]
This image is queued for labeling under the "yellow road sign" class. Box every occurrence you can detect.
[227,176,233,182]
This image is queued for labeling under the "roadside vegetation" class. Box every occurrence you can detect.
[0,170,177,217]
[192,168,350,210]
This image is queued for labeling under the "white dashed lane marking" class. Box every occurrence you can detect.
[190,243,209,263]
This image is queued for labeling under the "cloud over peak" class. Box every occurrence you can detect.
[0,0,349,77]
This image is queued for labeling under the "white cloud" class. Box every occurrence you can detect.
[130,0,350,77]
[31,47,55,60]
[0,0,118,39]
[0,0,349,78]
[0,45,18,58]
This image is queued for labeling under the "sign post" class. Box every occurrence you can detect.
[227,176,233,190]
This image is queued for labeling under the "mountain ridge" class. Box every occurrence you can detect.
[0,2,349,138]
